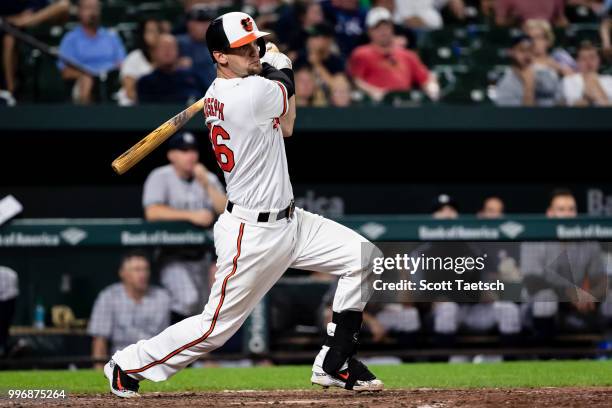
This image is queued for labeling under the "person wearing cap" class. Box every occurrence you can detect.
[142,131,227,323]
[348,7,440,103]
[136,34,206,104]
[106,11,383,397]
[177,4,218,91]
[495,33,561,107]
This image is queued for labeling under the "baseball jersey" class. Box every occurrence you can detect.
[203,75,293,210]
[88,283,171,353]
[142,164,224,211]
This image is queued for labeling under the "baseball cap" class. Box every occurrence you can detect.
[207,12,269,52]
[366,7,393,28]
[167,132,198,151]
[432,194,459,213]
[510,32,533,48]
[186,4,217,22]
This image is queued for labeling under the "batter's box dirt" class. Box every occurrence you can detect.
[2,388,611,407]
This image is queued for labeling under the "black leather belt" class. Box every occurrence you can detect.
[226,199,295,222]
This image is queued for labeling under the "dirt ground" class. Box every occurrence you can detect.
[2,388,611,407]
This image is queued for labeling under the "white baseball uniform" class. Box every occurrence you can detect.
[112,73,376,382]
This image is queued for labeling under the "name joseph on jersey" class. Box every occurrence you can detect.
[204,97,225,121]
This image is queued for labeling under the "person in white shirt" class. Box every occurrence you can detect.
[562,41,612,107]
[118,18,162,106]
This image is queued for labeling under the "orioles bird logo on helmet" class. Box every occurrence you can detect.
[241,17,253,32]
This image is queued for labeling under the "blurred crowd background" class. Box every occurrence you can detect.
[1,0,612,107]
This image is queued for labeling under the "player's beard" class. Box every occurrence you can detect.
[246,61,263,76]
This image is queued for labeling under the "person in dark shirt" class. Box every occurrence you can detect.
[320,0,368,57]
[176,4,217,92]
[137,34,204,104]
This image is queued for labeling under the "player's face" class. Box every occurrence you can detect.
[168,148,199,175]
[480,198,504,219]
[120,257,150,293]
[226,41,262,77]
[547,196,577,218]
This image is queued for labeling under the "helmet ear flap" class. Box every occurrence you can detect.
[257,37,266,58]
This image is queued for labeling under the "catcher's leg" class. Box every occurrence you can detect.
[290,208,383,391]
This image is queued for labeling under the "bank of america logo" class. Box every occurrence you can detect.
[499,222,524,239]
[60,228,87,245]
[360,223,386,240]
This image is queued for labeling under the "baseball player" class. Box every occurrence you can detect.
[104,12,383,397]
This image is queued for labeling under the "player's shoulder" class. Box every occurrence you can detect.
[243,75,276,91]
[148,286,171,303]
[98,283,123,300]
[147,164,174,181]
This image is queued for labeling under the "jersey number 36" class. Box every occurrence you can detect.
[209,125,235,172]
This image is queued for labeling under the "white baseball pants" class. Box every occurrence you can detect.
[113,208,375,381]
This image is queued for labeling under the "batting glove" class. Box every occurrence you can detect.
[261,42,292,70]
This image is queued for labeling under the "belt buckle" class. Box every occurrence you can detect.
[287,199,295,219]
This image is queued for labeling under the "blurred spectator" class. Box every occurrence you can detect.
[57,0,126,104]
[478,196,505,218]
[88,251,171,368]
[520,189,607,341]
[562,41,612,106]
[294,65,327,106]
[524,19,576,77]
[177,5,217,92]
[321,0,368,57]
[495,33,561,106]
[277,0,325,58]
[329,74,353,106]
[295,24,345,94]
[137,34,205,104]
[601,0,612,60]
[495,0,568,27]
[0,266,18,358]
[348,7,440,102]
[118,18,162,106]
[243,0,285,32]
[1,0,70,98]
[392,0,466,30]
[143,132,226,322]
[428,195,521,358]
[432,193,459,219]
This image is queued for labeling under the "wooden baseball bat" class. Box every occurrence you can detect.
[111,98,205,175]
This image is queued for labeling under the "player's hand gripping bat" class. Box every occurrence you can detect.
[111,98,205,175]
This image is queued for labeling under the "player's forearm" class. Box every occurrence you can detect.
[145,204,195,222]
[280,95,296,137]
[205,185,228,214]
[92,336,108,366]
[21,0,70,27]
[601,20,611,49]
